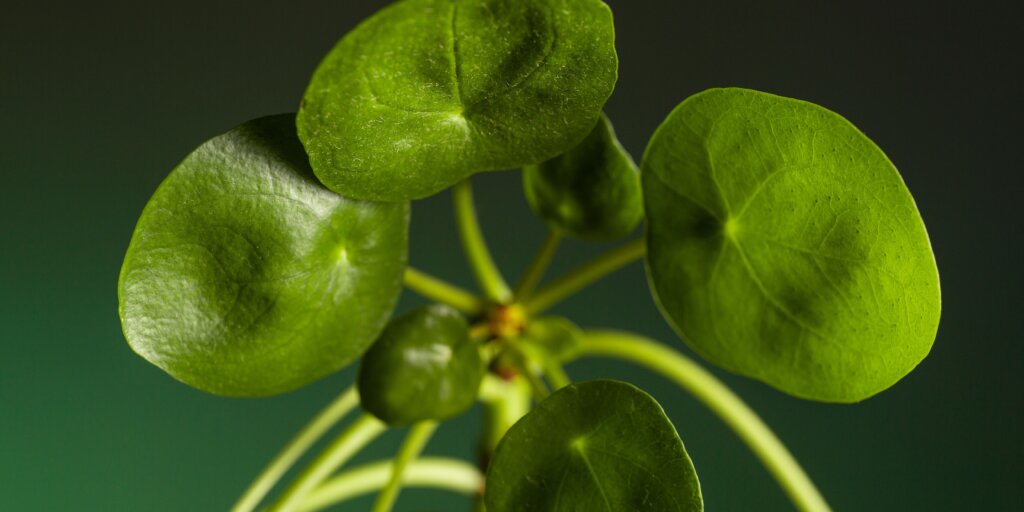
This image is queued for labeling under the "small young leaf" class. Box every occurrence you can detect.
[297,0,619,201]
[485,380,703,511]
[118,115,409,397]
[523,114,643,240]
[642,88,941,402]
[519,316,584,363]
[358,304,483,426]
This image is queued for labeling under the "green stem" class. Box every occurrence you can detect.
[506,347,550,401]
[525,238,645,314]
[478,375,531,455]
[404,267,485,315]
[453,179,512,303]
[231,386,359,512]
[268,415,387,512]
[522,369,550,402]
[296,458,483,512]
[578,330,832,512]
[543,360,571,391]
[513,231,561,301]
[475,376,530,512]
[370,422,439,512]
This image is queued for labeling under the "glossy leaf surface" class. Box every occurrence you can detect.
[643,88,941,402]
[298,0,618,201]
[118,115,409,396]
[358,304,483,425]
[524,114,643,239]
[486,380,703,511]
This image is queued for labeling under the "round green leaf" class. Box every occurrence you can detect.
[358,304,483,426]
[642,88,941,402]
[524,113,643,240]
[118,115,409,397]
[485,379,703,511]
[297,0,619,201]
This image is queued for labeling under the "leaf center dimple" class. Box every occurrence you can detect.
[333,245,349,265]
[724,217,740,239]
[571,436,587,453]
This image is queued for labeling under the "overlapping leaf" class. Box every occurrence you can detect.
[298,0,618,201]
[524,114,643,239]
[119,115,409,396]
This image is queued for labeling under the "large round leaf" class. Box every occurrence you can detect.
[358,304,483,426]
[485,380,703,511]
[118,115,409,397]
[297,0,618,201]
[523,114,643,240]
[642,88,941,402]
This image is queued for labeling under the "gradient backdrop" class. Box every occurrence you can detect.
[2,1,1020,510]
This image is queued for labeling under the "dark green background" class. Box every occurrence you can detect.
[2,1,1020,510]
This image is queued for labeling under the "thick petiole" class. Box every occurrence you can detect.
[267,414,387,512]
[371,421,439,512]
[513,231,562,301]
[231,386,359,512]
[403,267,486,315]
[453,179,513,303]
[296,458,483,512]
[525,238,645,314]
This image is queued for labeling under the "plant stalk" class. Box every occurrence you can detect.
[370,422,439,512]
[513,231,561,301]
[403,267,485,315]
[296,458,483,512]
[543,360,571,391]
[475,376,531,512]
[267,414,387,512]
[453,179,512,303]
[231,386,359,512]
[525,238,645,314]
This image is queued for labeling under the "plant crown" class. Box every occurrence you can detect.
[118,1,940,511]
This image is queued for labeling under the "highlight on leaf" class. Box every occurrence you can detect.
[358,304,483,426]
[118,115,409,397]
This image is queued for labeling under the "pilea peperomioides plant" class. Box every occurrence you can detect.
[118,1,941,511]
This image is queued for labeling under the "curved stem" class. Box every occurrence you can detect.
[475,376,531,512]
[543,360,571,391]
[478,375,531,455]
[578,330,831,512]
[453,179,512,303]
[296,458,483,512]
[371,422,439,512]
[231,386,359,512]
[268,415,387,512]
[525,238,645,315]
[505,346,550,402]
[404,267,485,315]
[514,231,561,301]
